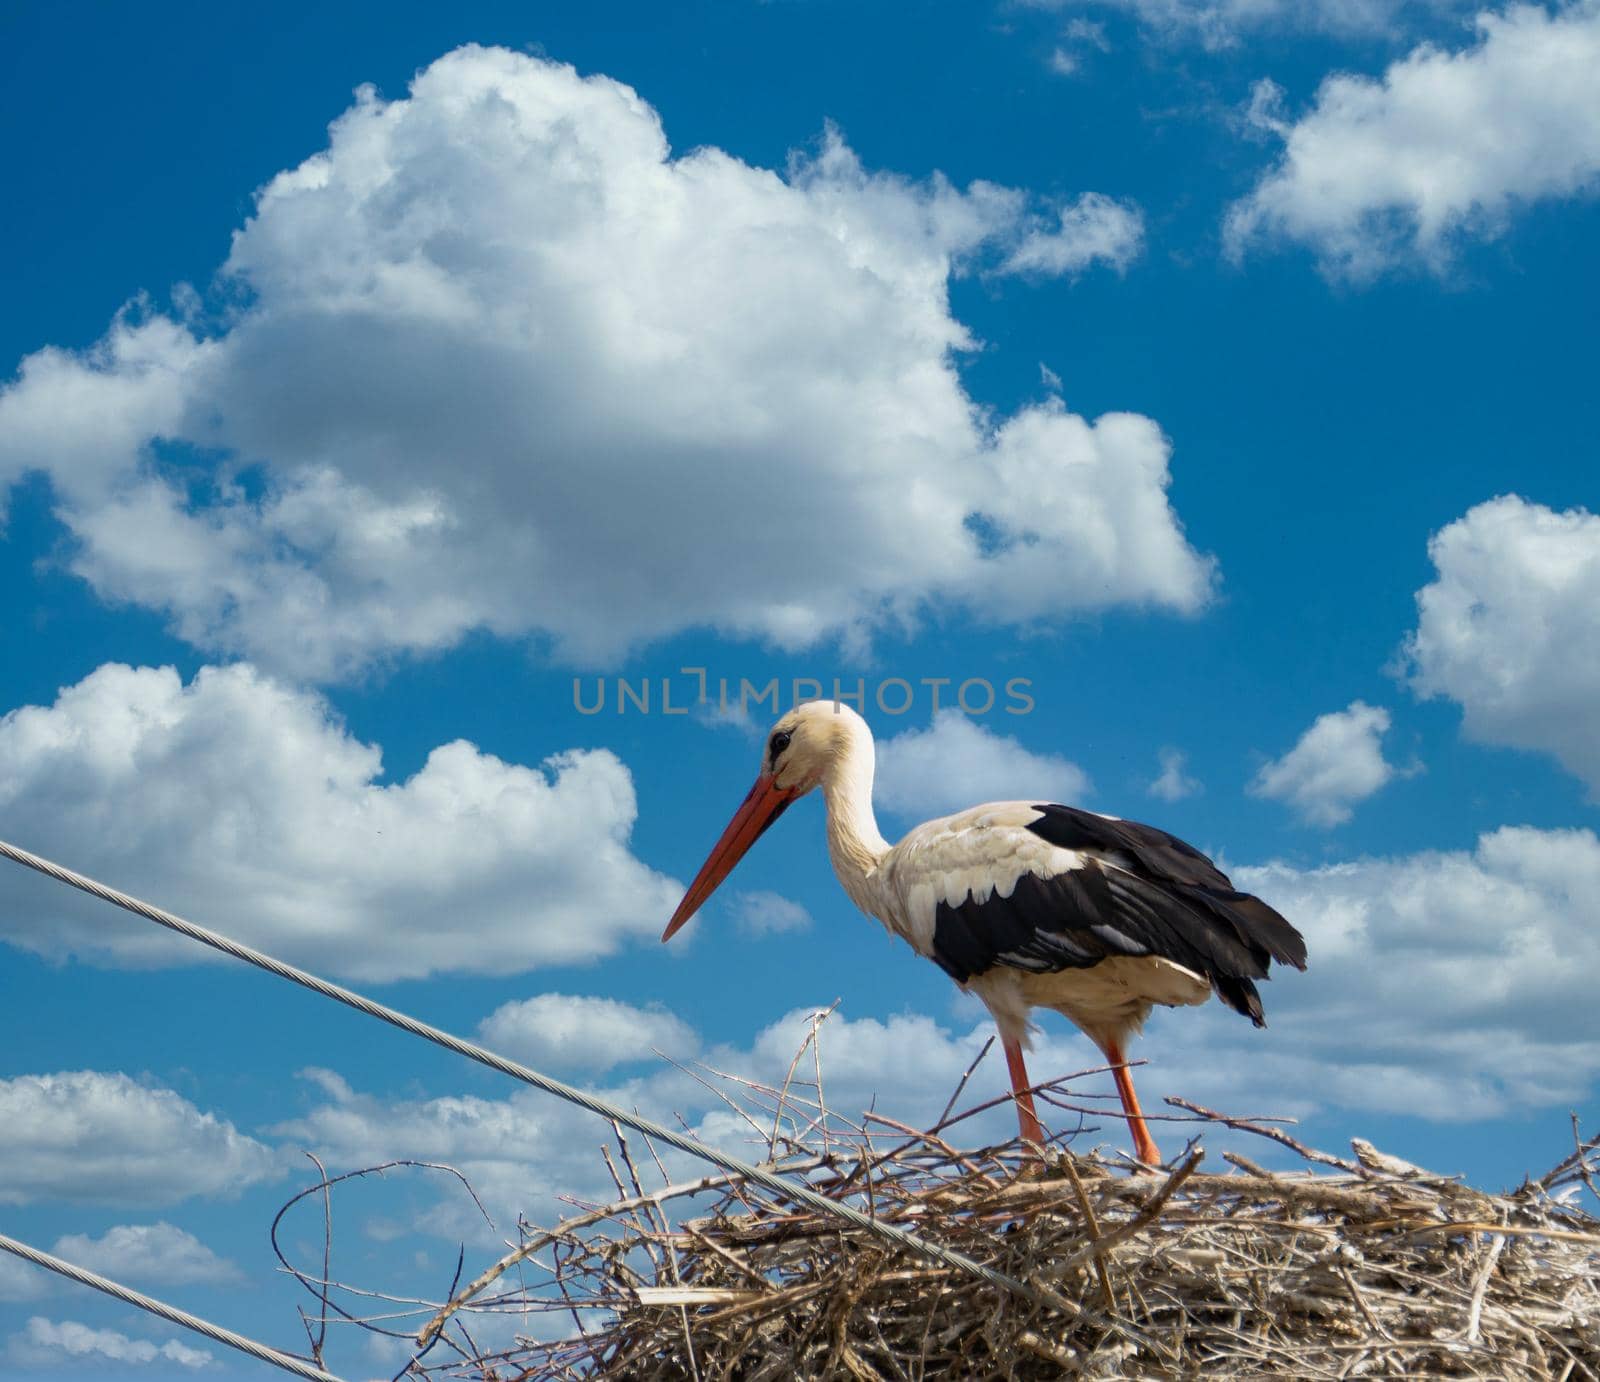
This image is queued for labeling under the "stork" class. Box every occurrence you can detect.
[662,701,1306,1165]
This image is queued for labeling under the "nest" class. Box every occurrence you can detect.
[281,1029,1600,1379]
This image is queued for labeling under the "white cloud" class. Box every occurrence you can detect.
[1403,495,1600,794]
[1250,701,1399,826]
[0,48,1203,681]
[277,1009,996,1236]
[702,1006,1031,1156]
[0,1255,46,1303]
[998,193,1144,276]
[0,661,680,980]
[1148,746,1201,801]
[7,1317,212,1370]
[1026,0,1436,49]
[276,1007,1028,1231]
[477,994,699,1074]
[1064,15,1113,42]
[729,890,814,937]
[1048,13,1113,72]
[275,1072,608,1229]
[738,1007,995,1107]
[1222,825,1600,1119]
[874,709,1091,818]
[0,1072,278,1207]
[1226,4,1600,279]
[49,1224,240,1287]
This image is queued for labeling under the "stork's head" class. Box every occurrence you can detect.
[766,699,873,792]
[661,701,870,941]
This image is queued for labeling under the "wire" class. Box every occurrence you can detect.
[0,1232,346,1382]
[0,836,1055,1313]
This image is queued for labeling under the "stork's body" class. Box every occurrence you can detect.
[664,702,1306,1164]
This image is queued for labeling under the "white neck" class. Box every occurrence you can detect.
[821,731,890,915]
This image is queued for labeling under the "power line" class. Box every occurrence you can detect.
[0,1232,346,1382]
[0,836,1059,1315]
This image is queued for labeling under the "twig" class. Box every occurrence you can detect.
[937,1036,994,1129]
[1044,1148,1204,1279]
[389,1246,465,1381]
[271,1160,494,1345]
[1462,1230,1507,1345]
[1164,1096,1360,1172]
[771,1002,839,1157]
[1063,1153,1118,1312]
[308,1153,333,1366]
[1532,1119,1600,1193]
[416,1156,831,1348]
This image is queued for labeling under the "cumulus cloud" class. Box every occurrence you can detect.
[48,1224,240,1287]
[277,1007,1026,1228]
[998,193,1144,276]
[0,1072,278,1207]
[729,890,814,937]
[0,1256,46,1304]
[1226,4,1600,278]
[0,48,1203,680]
[477,994,699,1074]
[874,709,1091,818]
[1403,495,1600,794]
[0,661,680,980]
[276,1072,609,1227]
[1148,746,1201,802]
[279,1008,1005,1234]
[1250,701,1399,826]
[1224,825,1600,1119]
[7,1317,212,1370]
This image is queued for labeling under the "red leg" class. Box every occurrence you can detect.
[1104,1039,1161,1166]
[1002,1036,1047,1146]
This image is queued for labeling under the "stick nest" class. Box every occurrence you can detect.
[286,1027,1600,1380]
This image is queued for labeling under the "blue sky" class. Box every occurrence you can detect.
[2,1,1598,1376]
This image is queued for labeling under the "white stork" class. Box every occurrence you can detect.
[662,701,1306,1165]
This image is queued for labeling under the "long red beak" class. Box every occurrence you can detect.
[662,773,797,941]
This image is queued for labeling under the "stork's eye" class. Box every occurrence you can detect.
[769,730,792,760]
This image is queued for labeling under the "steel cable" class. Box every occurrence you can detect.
[0,1232,346,1382]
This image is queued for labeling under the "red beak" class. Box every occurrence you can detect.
[662,772,797,941]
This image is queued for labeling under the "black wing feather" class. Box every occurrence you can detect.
[928,804,1306,1027]
[1026,805,1308,970]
